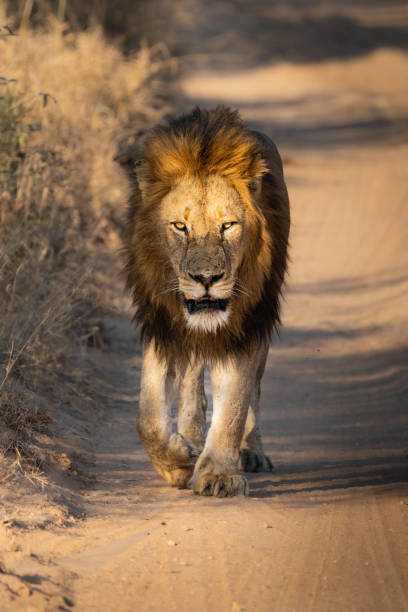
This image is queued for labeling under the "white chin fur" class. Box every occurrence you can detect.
[185,309,230,333]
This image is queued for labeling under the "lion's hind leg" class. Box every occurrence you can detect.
[239,414,273,473]
[177,359,207,450]
[239,344,273,474]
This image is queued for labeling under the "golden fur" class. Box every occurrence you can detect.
[140,110,267,204]
[124,106,290,364]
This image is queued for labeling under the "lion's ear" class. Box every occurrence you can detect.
[248,176,262,199]
[134,161,150,200]
[115,133,145,180]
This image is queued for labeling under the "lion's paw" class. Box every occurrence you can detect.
[239,449,273,473]
[192,473,248,497]
[167,432,201,465]
[150,433,201,488]
[153,463,193,488]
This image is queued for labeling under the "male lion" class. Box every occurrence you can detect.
[124,107,290,497]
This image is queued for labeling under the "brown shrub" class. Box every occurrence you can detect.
[0,3,175,480]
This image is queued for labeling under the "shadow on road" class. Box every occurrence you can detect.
[177,8,408,69]
[109,0,408,68]
[251,455,407,500]
[253,273,408,502]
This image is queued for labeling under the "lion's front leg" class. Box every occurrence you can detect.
[190,353,260,497]
[137,341,199,488]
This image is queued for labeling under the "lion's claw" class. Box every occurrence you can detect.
[192,473,248,497]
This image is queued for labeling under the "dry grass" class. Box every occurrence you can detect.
[0,3,175,483]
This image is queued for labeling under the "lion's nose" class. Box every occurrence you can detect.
[188,273,224,289]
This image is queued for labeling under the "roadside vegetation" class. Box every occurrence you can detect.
[0,2,174,486]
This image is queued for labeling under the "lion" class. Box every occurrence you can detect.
[124,106,290,497]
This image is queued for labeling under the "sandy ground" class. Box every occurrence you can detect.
[1,2,408,611]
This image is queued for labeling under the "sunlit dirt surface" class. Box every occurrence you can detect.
[1,2,407,610]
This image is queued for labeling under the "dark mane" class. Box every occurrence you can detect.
[124,106,290,364]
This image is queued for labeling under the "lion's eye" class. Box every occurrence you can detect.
[172,222,187,232]
[221,221,236,232]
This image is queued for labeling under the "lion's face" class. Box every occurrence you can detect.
[159,175,250,332]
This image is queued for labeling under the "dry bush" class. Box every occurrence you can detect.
[0,4,175,480]
[4,0,184,50]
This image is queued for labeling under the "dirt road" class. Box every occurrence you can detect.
[1,2,408,611]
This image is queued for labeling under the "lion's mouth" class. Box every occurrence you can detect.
[184,297,229,314]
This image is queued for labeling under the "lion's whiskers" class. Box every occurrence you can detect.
[233,279,252,299]
[153,283,180,299]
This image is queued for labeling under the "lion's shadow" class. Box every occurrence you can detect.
[248,455,408,501]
